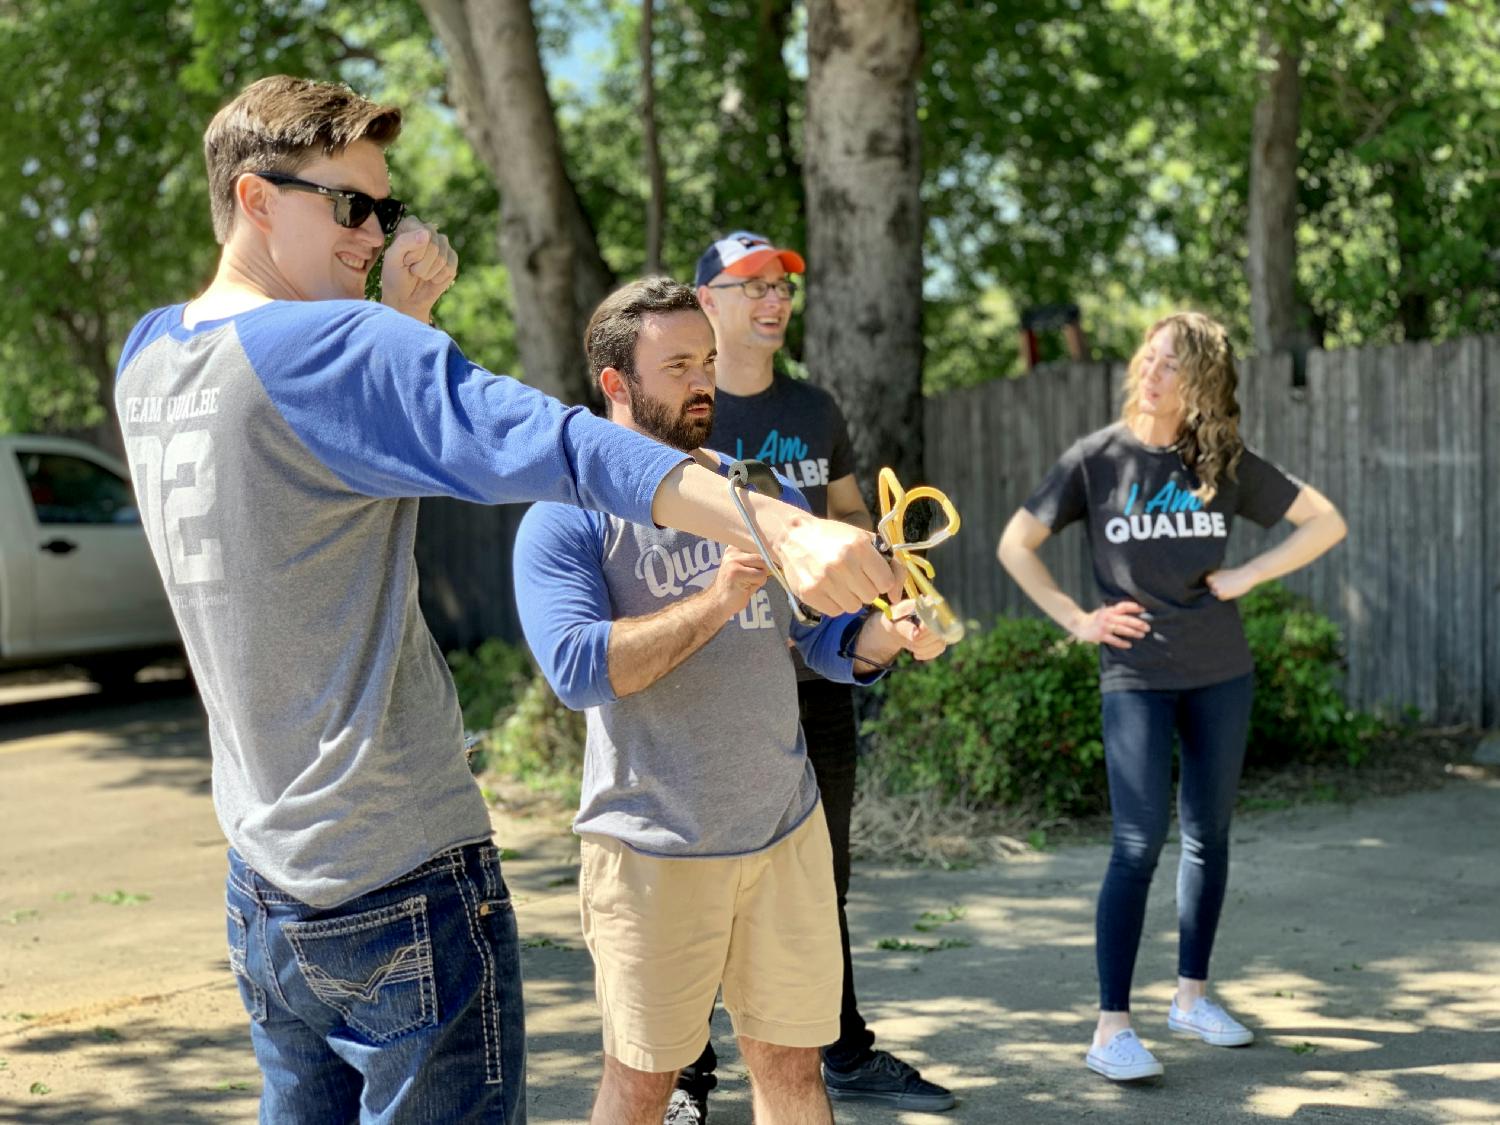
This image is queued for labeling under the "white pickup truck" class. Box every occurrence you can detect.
[0,434,180,689]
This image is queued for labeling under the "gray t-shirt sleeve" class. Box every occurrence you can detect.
[1233,448,1303,528]
[1024,439,1089,531]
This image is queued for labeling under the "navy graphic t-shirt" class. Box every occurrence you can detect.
[1025,422,1302,693]
[707,371,856,520]
[709,370,858,681]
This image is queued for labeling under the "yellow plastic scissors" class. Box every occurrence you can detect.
[871,467,966,645]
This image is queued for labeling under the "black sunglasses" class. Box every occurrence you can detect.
[253,171,407,236]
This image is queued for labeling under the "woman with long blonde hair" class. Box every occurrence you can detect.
[998,312,1346,1081]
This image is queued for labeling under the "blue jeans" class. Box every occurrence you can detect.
[1095,673,1254,1012]
[226,842,526,1123]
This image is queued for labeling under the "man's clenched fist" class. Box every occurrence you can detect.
[380,216,458,323]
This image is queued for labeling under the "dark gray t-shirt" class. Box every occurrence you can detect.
[1025,422,1301,692]
[709,371,858,681]
[707,371,856,520]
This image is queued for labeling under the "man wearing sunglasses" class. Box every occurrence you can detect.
[665,233,957,1121]
[113,76,903,1125]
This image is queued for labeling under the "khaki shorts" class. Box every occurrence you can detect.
[578,802,842,1073]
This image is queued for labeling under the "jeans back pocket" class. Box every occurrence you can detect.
[284,895,438,1044]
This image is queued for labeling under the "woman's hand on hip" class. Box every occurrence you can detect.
[1070,601,1150,649]
[1206,566,1259,601]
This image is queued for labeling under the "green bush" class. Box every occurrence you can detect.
[864,616,1108,817]
[1240,584,1382,767]
[479,676,587,801]
[864,582,1380,818]
[447,639,534,736]
[447,639,586,797]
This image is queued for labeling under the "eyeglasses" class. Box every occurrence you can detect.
[253,172,407,236]
[706,278,799,301]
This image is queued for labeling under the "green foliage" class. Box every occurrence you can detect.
[865,616,1108,817]
[1239,584,1382,767]
[557,1,806,284]
[0,1,211,430]
[447,638,533,734]
[7,0,1497,433]
[480,676,587,802]
[865,583,1381,818]
[448,639,585,799]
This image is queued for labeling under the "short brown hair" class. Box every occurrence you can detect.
[585,277,702,389]
[203,75,403,243]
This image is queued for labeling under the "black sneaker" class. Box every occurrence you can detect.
[664,1086,708,1125]
[823,1049,957,1111]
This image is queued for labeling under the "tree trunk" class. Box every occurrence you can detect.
[804,0,924,498]
[1247,28,1315,367]
[46,306,122,456]
[754,0,800,186]
[417,0,613,405]
[641,0,665,275]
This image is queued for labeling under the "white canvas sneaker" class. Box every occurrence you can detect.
[1168,996,1255,1046]
[1085,1028,1165,1081]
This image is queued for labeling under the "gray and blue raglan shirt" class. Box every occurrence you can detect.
[512,458,876,858]
[114,299,688,907]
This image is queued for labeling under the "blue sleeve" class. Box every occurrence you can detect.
[513,503,617,711]
[790,611,875,684]
[116,306,184,379]
[237,301,689,522]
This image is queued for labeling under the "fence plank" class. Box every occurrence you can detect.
[1485,336,1500,727]
[414,498,525,654]
[1351,344,1383,711]
[1305,349,1334,617]
[1446,338,1485,724]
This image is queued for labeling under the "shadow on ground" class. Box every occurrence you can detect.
[2,1012,258,1124]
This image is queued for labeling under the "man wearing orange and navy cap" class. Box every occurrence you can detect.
[663,233,957,1121]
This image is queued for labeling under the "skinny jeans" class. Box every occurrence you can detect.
[1095,672,1254,1011]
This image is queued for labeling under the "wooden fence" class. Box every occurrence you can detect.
[923,336,1500,728]
[413,335,1499,727]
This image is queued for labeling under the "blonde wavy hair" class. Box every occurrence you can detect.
[1120,312,1244,502]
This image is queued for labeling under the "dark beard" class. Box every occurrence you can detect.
[630,387,715,452]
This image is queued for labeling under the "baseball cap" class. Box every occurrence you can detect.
[694,230,806,288]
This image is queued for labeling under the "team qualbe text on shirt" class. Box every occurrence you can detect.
[1105,479,1228,544]
[634,538,777,630]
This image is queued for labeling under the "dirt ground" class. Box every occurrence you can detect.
[1,679,1497,1124]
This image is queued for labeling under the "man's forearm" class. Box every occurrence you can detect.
[851,611,904,669]
[650,461,793,553]
[650,462,900,617]
[606,589,734,698]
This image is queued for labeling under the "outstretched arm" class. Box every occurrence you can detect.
[650,463,901,618]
